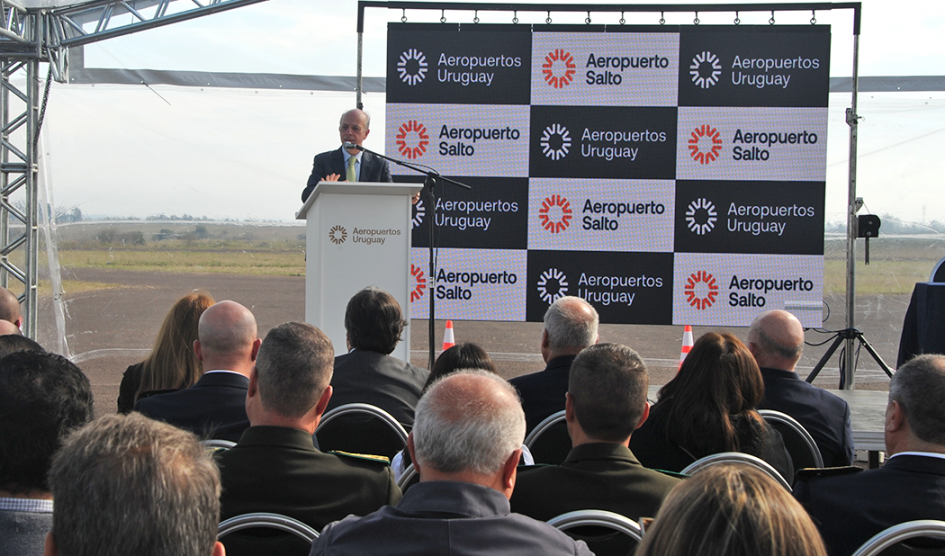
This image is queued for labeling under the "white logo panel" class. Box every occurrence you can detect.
[386,104,530,178]
[528,178,674,252]
[676,107,828,182]
[673,253,823,327]
[531,32,679,106]
[410,248,527,321]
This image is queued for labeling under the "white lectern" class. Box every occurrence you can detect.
[296,181,422,360]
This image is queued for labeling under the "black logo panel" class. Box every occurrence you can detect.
[526,250,673,324]
[679,26,831,107]
[387,23,532,105]
[529,106,677,179]
[674,180,825,255]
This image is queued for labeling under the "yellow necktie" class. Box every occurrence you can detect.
[346,155,357,182]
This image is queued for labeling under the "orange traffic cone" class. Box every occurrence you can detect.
[442,320,455,351]
[679,325,694,369]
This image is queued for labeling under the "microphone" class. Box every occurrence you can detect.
[343,142,363,151]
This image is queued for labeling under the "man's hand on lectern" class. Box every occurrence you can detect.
[321,173,341,182]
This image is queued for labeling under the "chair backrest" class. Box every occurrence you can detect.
[548,509,643,556]
[759,409,825,470]
[681,451,792,491]
[314,403,408,460]
[200,439,236,451]
[397,463,420,493]
[218,512,318,556]
[524,410,571,465]
[851,520,945,556]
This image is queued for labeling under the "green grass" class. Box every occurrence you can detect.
[58,247,306,276]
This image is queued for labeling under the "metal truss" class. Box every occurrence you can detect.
[0,0,268,338]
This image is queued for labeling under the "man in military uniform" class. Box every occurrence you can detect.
[216,322,399,537]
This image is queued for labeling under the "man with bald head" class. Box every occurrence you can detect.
[510,295,600,433]
[301,108,392,202]
[0,287,22,329]
[135,300,261,441]
[310,371,592,556]
[748,309,854,466]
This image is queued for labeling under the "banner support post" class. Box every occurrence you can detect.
[843,12,861,389]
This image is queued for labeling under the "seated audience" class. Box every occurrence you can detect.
[135,300,259,441]
[510,295,599,434]
[749,310,855,466]
[326,287,428,429]
[0,334,43,360]
[423,342,497,392]
[44,413,224,556]
[0,286,22,329]
[217,322,399,533]
[636,464,827,556]
[511,343,681,521]
[629,332,793,481]
[118,291,214,413]
[0,352,93,556]
[310,371,593,556]
[794,354,945,556]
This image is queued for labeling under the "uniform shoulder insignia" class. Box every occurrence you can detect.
[795,465,862,480]
[329,450,391,465]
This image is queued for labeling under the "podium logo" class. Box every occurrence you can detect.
[689,124,723,165]
[685,198,718,235]
[690,51,722,89]
[329,225,347,244]
[398,49,428,86]
[537,268,569,304]
[396,120,430,159]
[538,194,573,234]
[410,264,427,302]
[412,199,425,228]
[540,124,571,161]
[684,270,719,310]
[542,49,576,88]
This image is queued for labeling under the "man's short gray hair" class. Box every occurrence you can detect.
[889,354,945,445]
[544,296,599,352]
[256,322,334,419]
[412,370,525,476]
[48,413,221,556]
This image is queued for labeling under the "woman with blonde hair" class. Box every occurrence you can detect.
[116,291,214,413]
[635,464,827,556]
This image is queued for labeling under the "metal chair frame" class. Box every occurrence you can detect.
[315,403,408,445]
[681,452,793,491]
[217,512,319,541]
[759,409,825,469]
[548,509,643,542]
[200,439,237,450]
[851,520,945,556]
[524,409,566,449]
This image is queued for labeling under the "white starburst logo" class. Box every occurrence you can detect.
[537,268,569,304]
[690,51,722,89]
[686,198,718,235]
[540,124,571,161]
[398,49,428,86]
[412,199,425,228]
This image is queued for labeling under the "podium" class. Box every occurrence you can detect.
[297,181,422,360]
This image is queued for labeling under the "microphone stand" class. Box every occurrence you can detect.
[345,143,471,370]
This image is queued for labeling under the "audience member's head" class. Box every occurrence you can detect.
[0,333,43,360]
[46,413,223,556]
[885,354,945,455]
[424,342,498,392]
[137,291,214,397]
[542,296,599,361]
[747,310,805,372]
[410,371,525,497]
[344,287,406,355]
[567,343,649,445]
[0,319,21,336]
[249,322,335,429]
[656,332,766,457]
[636,464,827,556]
[0,287,22,328]
[195,300,260,376]
[0,352,92,496]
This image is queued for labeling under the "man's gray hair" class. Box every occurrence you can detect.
[256,322,334,419]
[413,370,525,476]
[747,322,802,360]
[339,108,370,129]
[889,354,945,445]
[48,413,221,556]
[544,296,599,352]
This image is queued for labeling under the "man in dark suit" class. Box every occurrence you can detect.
[301,108,392,202]
[794,354,945,556]
[748,309,855,467]
[509,295,599,433]
[327,287,428,429]
[217,321,399,536]
[135,300,260,441]
[511,343,681,522]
